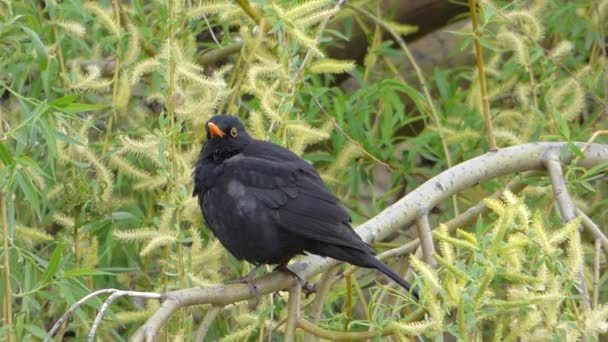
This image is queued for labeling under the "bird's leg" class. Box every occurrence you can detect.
[225,264,264,304]
[274,264,305,286]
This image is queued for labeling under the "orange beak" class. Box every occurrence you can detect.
[207,122,225,138]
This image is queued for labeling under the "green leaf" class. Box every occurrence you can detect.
[566,142,585,159]
[63,268,116,278]
[24,324,48,339]
[49,94,80,107]
[14,171,40,215]
[41,243,63,286]
[553,111,570,139]
[21,26,48,70]
[59,102,109,114]
[0,141,14,166]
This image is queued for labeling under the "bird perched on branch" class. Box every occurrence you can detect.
[193,114,417,299]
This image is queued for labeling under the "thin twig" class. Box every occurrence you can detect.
[593,239,601,308]
[284,285,302,342]
[1,194,13,342]
[543,149,591,310]
[202,13,222,47]
[415,214,436,266]
[576,208,608,260]
[194,306,222,342]
[469,0,497,151]
[297,319,390,340]
[305,266,340,342]
[45,289,162,341]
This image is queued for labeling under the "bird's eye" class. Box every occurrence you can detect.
[230,127,238,137]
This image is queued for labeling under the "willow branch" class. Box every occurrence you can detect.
[593,239,601,308]
[45,289,162,342]
[415,214,436,266]
[543,148,591,310]
[297,319,390,340]
[285,285,302,341]
[469,0,497,150]
[577,208,608,260]
[194,306,222,342]
[126,142,607,340]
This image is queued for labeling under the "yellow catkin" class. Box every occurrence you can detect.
[389,320,435,336]
[112,228,159,242]
[506,11,544,42]
[16,225,53,242]
[130,58,161,85]
[139,234,177,256]
[85,3,120,37]
[497,31,529,67]
[309,59,355,74]
[115,72,132,111]
[56,21,86,37]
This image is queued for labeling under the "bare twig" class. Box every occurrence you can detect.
[285,285,302,341]
[543,148,591,310]
[469,0,497,151]
[577,208,608,260]
[202,12,222,47]
[194,306,222,342]
[593,239,601,308]
[415,214,436,266]
[123,142,608,339]
[305,266,340,342]
[297,318,390,340]
[88,290,162,341]
[45,289,162,341]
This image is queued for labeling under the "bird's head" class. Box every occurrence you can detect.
[203,115,252,161]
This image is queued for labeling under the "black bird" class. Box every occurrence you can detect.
[193,115,417,298]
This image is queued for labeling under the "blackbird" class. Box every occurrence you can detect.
[193,115,417,298]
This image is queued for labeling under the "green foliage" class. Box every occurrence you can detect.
[0,0,606,340]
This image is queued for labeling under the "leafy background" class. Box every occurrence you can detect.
[0,0,607,340]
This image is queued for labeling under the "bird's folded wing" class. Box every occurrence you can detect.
[222,155,370,253]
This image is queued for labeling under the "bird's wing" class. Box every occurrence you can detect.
[221,143,371,253]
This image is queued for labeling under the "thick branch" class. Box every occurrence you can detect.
[130,142,608,340]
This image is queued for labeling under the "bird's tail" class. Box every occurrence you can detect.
[309,243,419,300]
[367,257,419,300]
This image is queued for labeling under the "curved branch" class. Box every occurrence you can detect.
[194,306,222,342]
[543,149,591,310]
[129,142,608,340]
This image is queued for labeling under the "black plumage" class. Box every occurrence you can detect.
[193,115,416,297]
